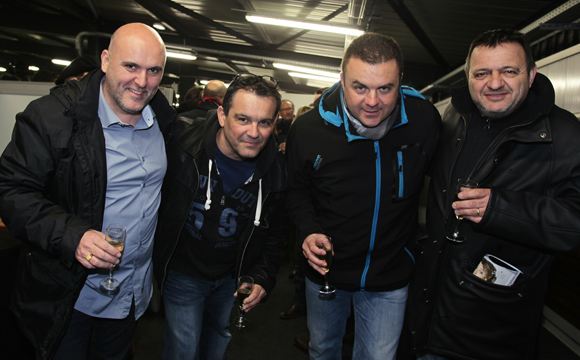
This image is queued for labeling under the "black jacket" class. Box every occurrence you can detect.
[0,69,175,359]
[153,112,288,295]
[408,73,580,360]
[179,98,220,121]
[286,84,441,292]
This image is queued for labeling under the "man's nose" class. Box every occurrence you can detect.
[366,91,378,107]
[488,72,504,90]
[247,123,259,138]
[135,70,147,88]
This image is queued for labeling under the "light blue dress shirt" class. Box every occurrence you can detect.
[74,78,167,320]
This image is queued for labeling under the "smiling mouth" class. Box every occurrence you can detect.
[128,89,146,96]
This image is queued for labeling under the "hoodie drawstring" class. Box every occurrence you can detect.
[253,179,262,226]
[205,158,262,227]
[204,159,213,210]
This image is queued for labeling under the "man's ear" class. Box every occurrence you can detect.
[101,50,110,73]
[528,65,538,88]
[217,106,226,127]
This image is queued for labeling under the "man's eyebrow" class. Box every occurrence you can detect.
[352,79,396,88]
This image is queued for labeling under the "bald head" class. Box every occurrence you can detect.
[101,23,167,125]
[204,80,227,102]
[107,23,166,64]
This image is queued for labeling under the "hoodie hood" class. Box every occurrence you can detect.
[318,81,425,142]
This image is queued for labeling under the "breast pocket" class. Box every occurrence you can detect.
[391,144,427,201]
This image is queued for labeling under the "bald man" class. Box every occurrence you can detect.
[180,80,227,121]
[0,23,176,359]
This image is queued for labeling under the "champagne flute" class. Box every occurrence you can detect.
[99,224,126,295]
[317,237,335,299]
[235,276,254,329]
[445,179,478,243]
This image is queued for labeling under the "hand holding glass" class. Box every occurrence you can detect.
[317,237,336,298]
[235,276,254,329]
[446,180,478,243]
[99,224,126,295]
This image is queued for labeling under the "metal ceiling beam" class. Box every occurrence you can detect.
[0,39,78,61]
[133,0,199,39]
[160,33,342,70]
[155,0,265,47]
[235,0,274,45]
[0,9,94,35]
[275,3,349,48]
[386,0,449,72]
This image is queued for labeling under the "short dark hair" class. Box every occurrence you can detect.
[341,32,404,78]
[222,74,281,118]
[465,29,535,75]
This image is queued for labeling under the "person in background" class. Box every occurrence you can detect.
[293,105,313,124]
[311,87,330,106]
[153,73,288,360]
[180,79,227,121]
[55,55,100,85]
[178,85,202,113]
[0,23,175,360]
[286,32,441,360]
[408,29,580,360]
[276,99,294,151]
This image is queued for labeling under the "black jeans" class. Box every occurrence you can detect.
[51,300,137,360]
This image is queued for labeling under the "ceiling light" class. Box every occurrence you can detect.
[288,72,339,83]
[274,63,340,79]
[28,66,39,71]
[153,23,166,31]
[0,67,7,72]
[166,52,197,61]
[52,59,71,66]
[246,15,364,36]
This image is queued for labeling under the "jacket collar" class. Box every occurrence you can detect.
[318,81,425,142]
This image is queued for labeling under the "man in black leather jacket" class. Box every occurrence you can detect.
[0,23,175,360]
[409,29,580,360]
[153,73,287,360]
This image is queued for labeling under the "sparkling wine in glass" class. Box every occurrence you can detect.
[446,179,478,243]
[317,237,335,299]
[235,276,254,329]
[99,224,126,295]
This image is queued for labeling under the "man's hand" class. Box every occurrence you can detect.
[234,284,266,312]
[279,142,287,152]
[75,229,121,269]
[453,187,491,224]
[302,233,333,276]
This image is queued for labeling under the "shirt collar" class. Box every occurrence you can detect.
[98,76,155,129]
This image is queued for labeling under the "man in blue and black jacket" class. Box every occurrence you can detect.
[285,32,441,360]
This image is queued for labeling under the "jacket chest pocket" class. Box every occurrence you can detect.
[390,144,427,201]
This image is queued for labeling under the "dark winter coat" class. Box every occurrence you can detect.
[0,69,175,359]
[286,83,441,292]
[408,73,580,360]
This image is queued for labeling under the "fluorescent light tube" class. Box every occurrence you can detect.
[246,15,364,36]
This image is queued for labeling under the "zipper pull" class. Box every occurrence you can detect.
[220,195,225,206]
